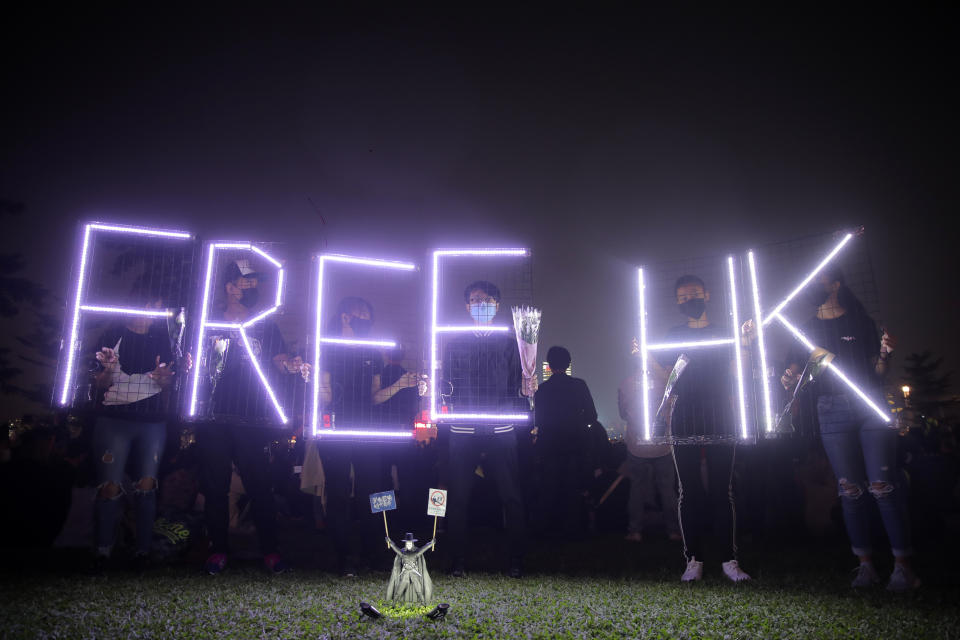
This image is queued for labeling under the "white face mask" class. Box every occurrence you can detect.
[470,301,497,324]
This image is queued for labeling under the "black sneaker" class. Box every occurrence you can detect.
[449,559,466,578]
[508,558,523,579]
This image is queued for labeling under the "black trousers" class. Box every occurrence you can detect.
[446,432,525,562]
[320,443,388,567]
[673,444,738,561]
[196,424,279,556]
[537,447,590,537]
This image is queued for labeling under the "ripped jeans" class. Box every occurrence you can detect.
[93,416,166,556]
[817,394,912,557]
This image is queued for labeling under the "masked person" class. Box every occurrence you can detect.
[379,346,433,535]
[90,278,180,573]
[196,259,306,575]
[440,280,534,578]
[779,266,917,591]
[315,297,420,576]
[648,275,751,583]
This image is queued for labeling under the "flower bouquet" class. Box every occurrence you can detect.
[776,347,835,433]
[511,306,542,404]
[651,354,690,439]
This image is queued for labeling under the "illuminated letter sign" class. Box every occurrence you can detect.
[311,253,418,438]
[57,222,193,407]
[752,233,891,423]
[187,242,288,423]
[636,256,751,441]
[430,248,531,422]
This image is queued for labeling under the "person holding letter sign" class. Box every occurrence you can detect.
[90,277,181,573]
[780,267,917,591]
[317,297,419,577]
[196,259,306,575]
[440,280,533,578]
[648,274,752,583]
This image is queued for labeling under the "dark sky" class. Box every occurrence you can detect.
[1,6,957,424]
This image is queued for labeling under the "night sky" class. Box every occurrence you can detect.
[1,6,956,424]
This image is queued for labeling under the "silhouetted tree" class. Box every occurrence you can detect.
[903,351,953,418]
[0,200,56,404]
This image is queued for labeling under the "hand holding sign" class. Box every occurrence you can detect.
[427,488,447,517]
[370,490,397,548]
[427,488,447,550]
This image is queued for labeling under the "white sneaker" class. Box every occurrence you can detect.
[681,557,703,582]
[721,559,751,582]
[886,564,921,592]
[850,562,880,588]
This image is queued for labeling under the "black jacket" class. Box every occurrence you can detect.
[534,373,598,452]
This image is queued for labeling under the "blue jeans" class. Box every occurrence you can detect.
[817,394,911,557]
[93,416,166,555]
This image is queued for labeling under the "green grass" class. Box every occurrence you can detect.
[2,536,958,639]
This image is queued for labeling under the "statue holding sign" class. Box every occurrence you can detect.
[385,533,435,604]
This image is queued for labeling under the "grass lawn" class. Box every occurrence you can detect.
[2,534,958,639]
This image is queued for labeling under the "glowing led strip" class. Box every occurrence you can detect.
[80,305,173,318]
[646,338,734,351]
[315,429,414,438]
[773,313,891,423]
[312,253,417,437]
[636,260,752,440]
[431,248,531,422]
[638,268,651,441]
[238,326,288,423]
[755,231,890,424]
[747,251,774,433]
[321,254,417,270]
[319,337,398,347]
[764,233,853,326]
[728,256,749,439]
[243,306,281,328]
[87,223,191,239]
[58,222,193,406]
[188,242,286,423]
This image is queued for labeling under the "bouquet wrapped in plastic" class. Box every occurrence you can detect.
[776,347,834,433]
[650,353,690,439]
[511,306,542,401]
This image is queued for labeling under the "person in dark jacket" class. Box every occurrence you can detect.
[440,280,534,577]
[195,259,306,576]
[90,278,179,572]
[534,346,598,538]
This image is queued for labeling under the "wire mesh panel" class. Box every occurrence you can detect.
[748,227,890,439]
[430,249,534,427]
[635,253,755,445]
[311,254,422,440]
[55,222,198,421]
[185,241,307,430]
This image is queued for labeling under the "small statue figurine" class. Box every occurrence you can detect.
[386,533,435,604]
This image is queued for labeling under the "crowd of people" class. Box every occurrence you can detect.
[1,262,959,593]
